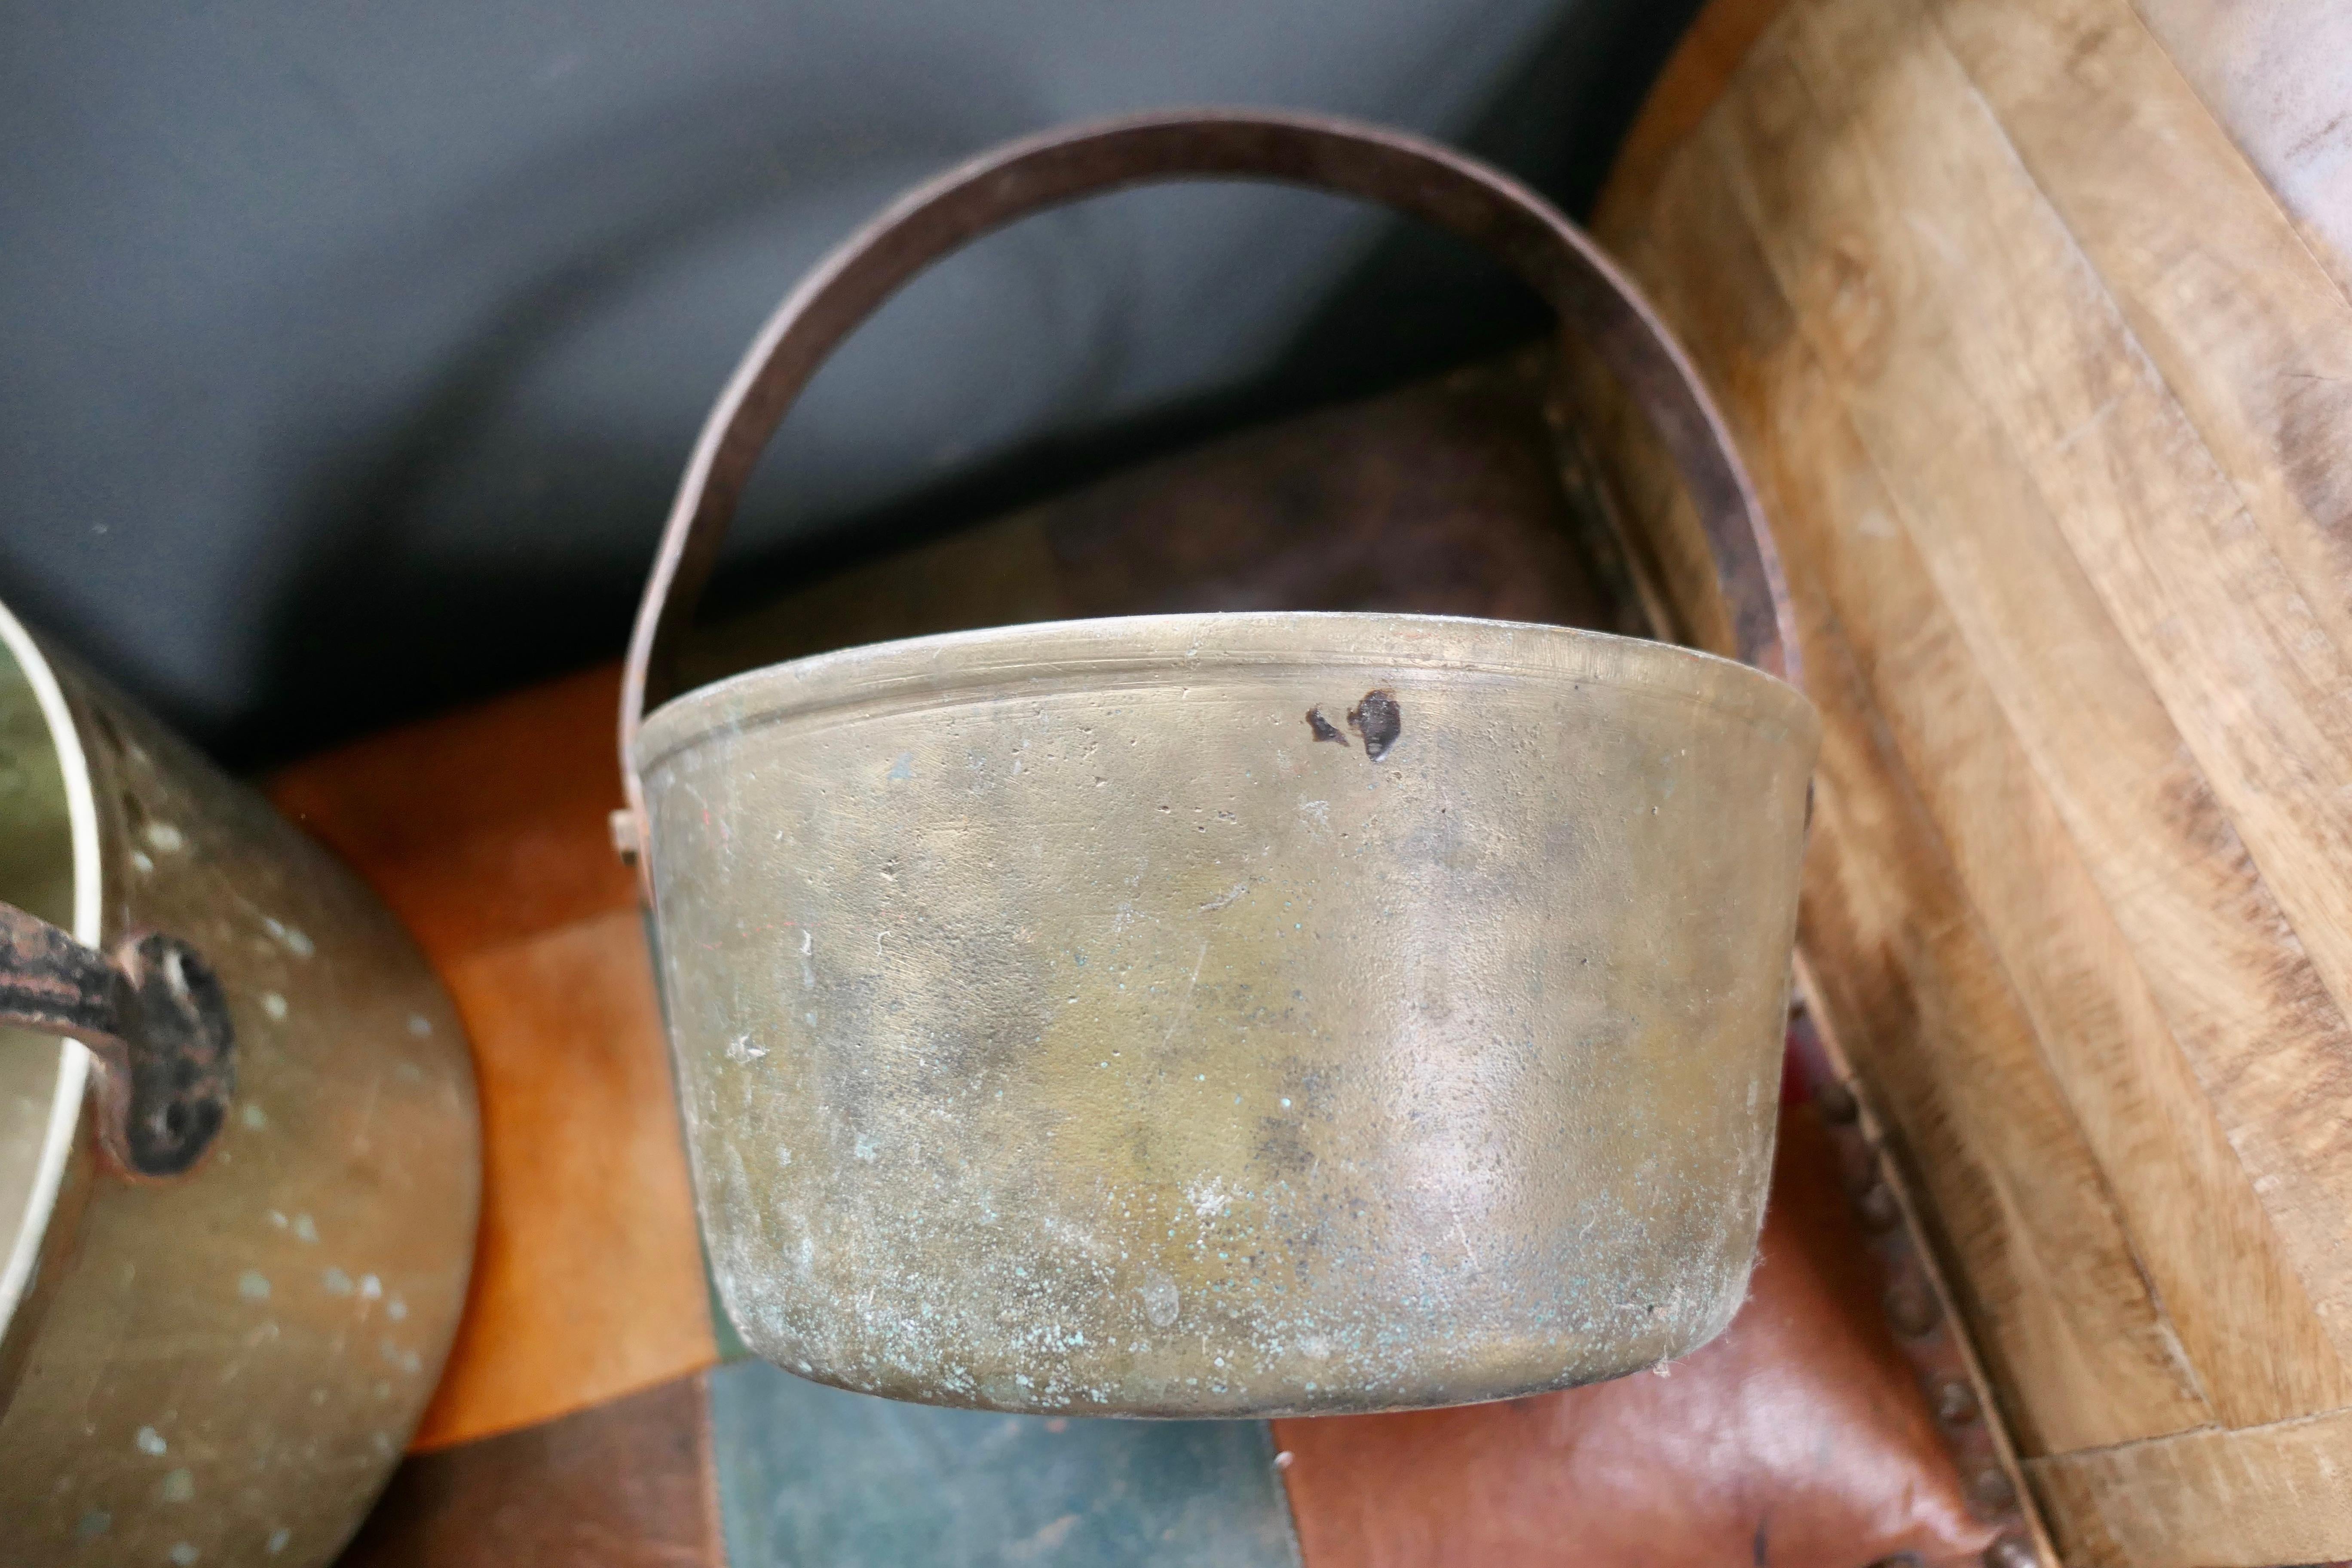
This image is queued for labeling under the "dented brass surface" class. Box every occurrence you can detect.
[637,612,1817,1414]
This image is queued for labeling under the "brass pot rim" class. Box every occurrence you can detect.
[636,610,1820,777]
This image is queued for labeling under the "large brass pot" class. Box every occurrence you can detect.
[0,602,480,1565]
[619,111,1818,1417]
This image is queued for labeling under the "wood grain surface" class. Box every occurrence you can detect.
[2134,0,2352,299]
[1587,0,2352,1560]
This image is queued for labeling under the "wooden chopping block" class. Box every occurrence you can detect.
[1574,0,2352,1561]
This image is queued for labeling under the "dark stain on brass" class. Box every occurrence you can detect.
[0,903,236,1178]
[114,931,236,1178]
[1304,707,1348,746]
[1346,689,1401,760]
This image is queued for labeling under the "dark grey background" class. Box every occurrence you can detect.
[0,0,1695,764]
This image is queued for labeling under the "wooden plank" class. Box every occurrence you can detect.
[1660,0,2352,1429]
[1796,564,2209,1456]
[1935,0,2352,793]
[1870,380,2352,1360]
[2028,1406,2352,1568]
[1770,0,2352,1096]
[2130,0,2352,300]
[1743,306,2339,1430]
[1592,120,2215,1452]
[1701,0,2352,1376]
[1585,0,2352,1541]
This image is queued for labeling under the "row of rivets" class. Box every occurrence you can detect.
[1794,1002,2047,1568]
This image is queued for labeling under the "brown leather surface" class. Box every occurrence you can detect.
[679,357,1623,685]
[335,1373,720,1568]
[1275,1098,2001,1568]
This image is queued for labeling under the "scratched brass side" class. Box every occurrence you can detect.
[639,610,1816,1416]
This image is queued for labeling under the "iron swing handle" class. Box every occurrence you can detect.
[614,107,1804,867]
[0,900,236,1179]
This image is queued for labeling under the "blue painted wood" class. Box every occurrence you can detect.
[708,1361,1302,1568]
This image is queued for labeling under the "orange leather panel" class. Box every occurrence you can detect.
[270,665,638,961]
[412,913,712,1449]
[271,671,719,1452]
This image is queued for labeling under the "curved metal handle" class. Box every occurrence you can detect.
[0,901,235,1179]
[618,107,1801,847]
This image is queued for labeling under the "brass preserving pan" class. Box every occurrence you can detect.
[619,110,1819,1418]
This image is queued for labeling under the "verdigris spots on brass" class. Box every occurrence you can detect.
[0,601,478,1566]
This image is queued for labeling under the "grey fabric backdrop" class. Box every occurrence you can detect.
[0,0,1694,761]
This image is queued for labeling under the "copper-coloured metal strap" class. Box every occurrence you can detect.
[619,108,1800,841]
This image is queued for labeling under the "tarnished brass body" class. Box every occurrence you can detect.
[0,605,480,1566]
[638,612,1816,1413]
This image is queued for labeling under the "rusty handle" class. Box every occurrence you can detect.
[0,900,125,1042]
[619,108,1801,840]
[0,900,236,1179]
